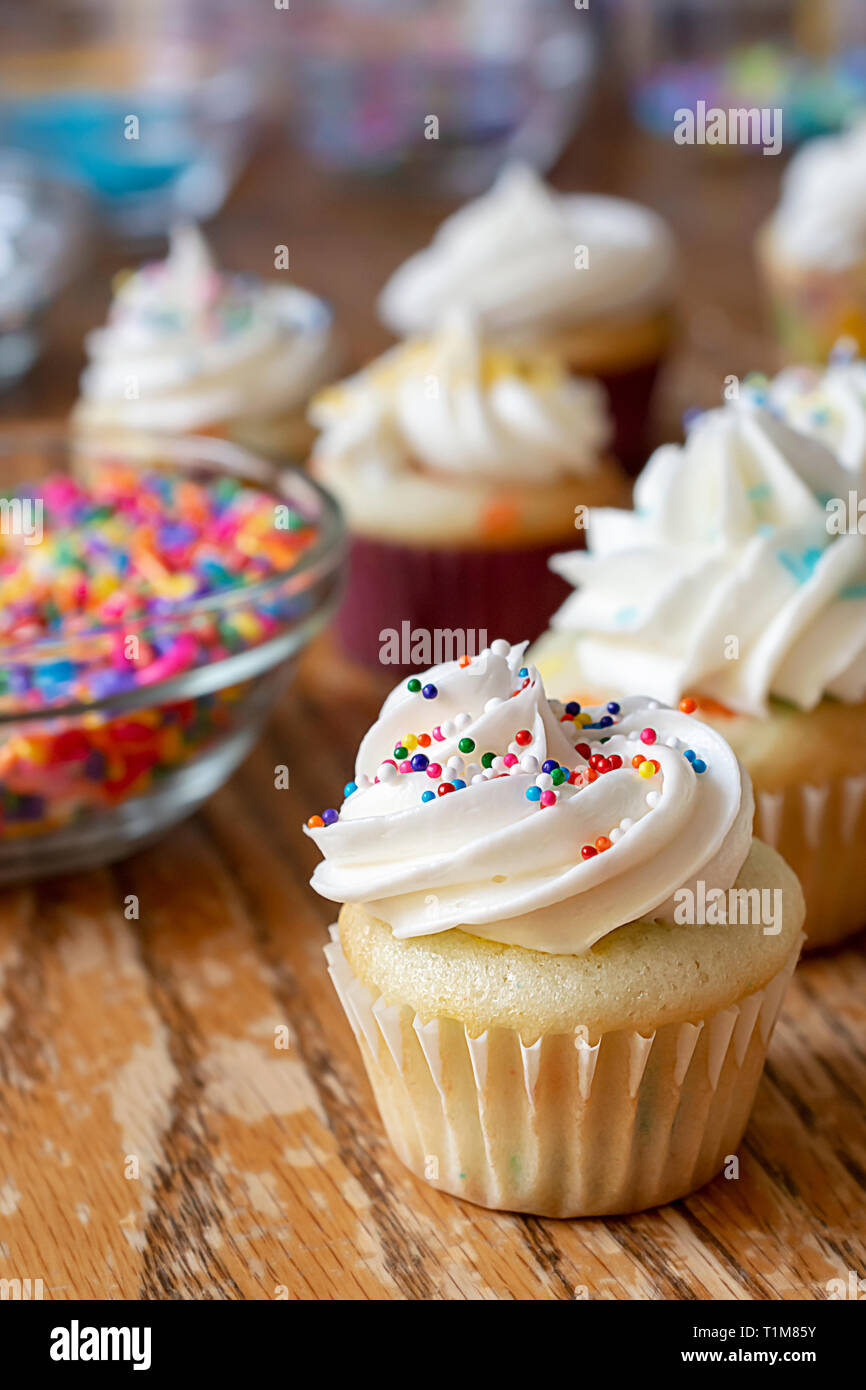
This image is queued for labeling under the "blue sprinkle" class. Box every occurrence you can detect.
[421,790,435,803]
[541,759,559,774]
[410,753,429,772]
[606,701,620,714]
[525,786,542,802]
[692,759,707,774]
[518,667,528,678]
[615,606,638,627]
[565,701,581,716]
[451,778,466,790]
[343,781,358,797]
[599,715,614,727]
[684,749,696,762]
[422,683,438,699]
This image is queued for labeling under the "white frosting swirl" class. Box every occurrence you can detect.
[547,405,866,715]
[378,164,675,339]
[769,122,866,270]
[77,225,334,432]
[310,310,612,484]
[306,640,753,955]
[748,357,866,478]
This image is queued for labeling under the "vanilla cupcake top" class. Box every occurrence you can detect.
[76,225,334,433]
[548,404,866,716]
[308,311,614,540]
[768,121,866,270]
[744,351,866,478]
[305,641,753,955]
[378,164,675,340]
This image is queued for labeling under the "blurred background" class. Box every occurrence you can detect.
[3,0,866,440]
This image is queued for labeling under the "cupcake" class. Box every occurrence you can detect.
[308,311,630,671]
[378,164,676,471]
[531,402,866,950]
[73,225,336,461]
[757,122,866,362]
[306,640,804,1218]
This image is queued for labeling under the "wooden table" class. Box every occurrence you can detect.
[1,99,865,1302]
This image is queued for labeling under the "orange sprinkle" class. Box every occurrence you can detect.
[679,696,696,714]
[458,654,471,668]
[307,815,324,828]
[595,835,612,852]
[631,754,646,769]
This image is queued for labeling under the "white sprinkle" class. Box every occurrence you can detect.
[536,772,553,790]
[471,774,486,785]
[609,827,623,844]
[646,700,659,709]
[446,756,465,774]
[465,763,481,780]
[508,762,522,775]
[454,712,472,730]
[620,817,634,831]
[484,697,503,712]
[646,792,661,808]
[491,638,510,656]
[442,720,456,737]
[520,755,539,775]
[491,755,506,772]
[377,763,397,782]
[664,736,678,747]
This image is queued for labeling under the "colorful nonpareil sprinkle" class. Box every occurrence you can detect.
[0,461,321,838]
[309,657,716,835]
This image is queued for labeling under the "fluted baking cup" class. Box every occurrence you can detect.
[755,774,866,951]
[325,930,802,1218]
[334,533,577,673]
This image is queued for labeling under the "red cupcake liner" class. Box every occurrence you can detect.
[594,358,662,476]
[334,532,582,673]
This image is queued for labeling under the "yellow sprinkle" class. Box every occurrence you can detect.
[574,712,592,728]
[404,734,418,750]
[638,761,656,779]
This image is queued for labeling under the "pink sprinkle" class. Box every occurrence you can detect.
[426,763,442,778]
[381,759,397,769]
[503,753,518,767]
[399,760,412,774]
[539,790,556,807]
[432,726,445,741]
[641,727,657,745]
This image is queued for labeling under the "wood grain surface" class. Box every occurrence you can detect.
[0,93,864,1301]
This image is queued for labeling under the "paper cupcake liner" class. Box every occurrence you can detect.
[334,533,579,674]
[758,233,866,361]
[592,359,662,475]
[754,773,866,951]
[325,929,802,1218]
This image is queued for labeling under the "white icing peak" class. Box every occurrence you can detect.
[78,224,333,429]
[378,163,675,338]
[549,403,866,715]
[770,121,866,270]
[309,309,612,483]
[305,640,753,955]
[745,354,866,478]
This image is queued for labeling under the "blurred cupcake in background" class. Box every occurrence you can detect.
[308,311,630,672]
[758,122,866,363]
[531,402,866,950]
[73,225,336,461]
[310,641,804,1217]
[378,164,676,472]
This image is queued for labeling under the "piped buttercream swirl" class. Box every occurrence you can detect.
[546,404,866,715]
[306,640,753,955]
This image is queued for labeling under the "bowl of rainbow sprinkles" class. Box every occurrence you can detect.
[0,431,344,881]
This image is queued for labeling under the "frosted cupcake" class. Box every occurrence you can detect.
[531,403,866,950]
[308,311,629,670]
[378,164,676,471]
[73,225,335,460]
[758,122,866,362]
[307,640,804,1218]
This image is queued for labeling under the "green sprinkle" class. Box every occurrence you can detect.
[480,751,495,768]
[458,737,475,754]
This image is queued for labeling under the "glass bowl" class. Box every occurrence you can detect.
[0,431,345,881]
